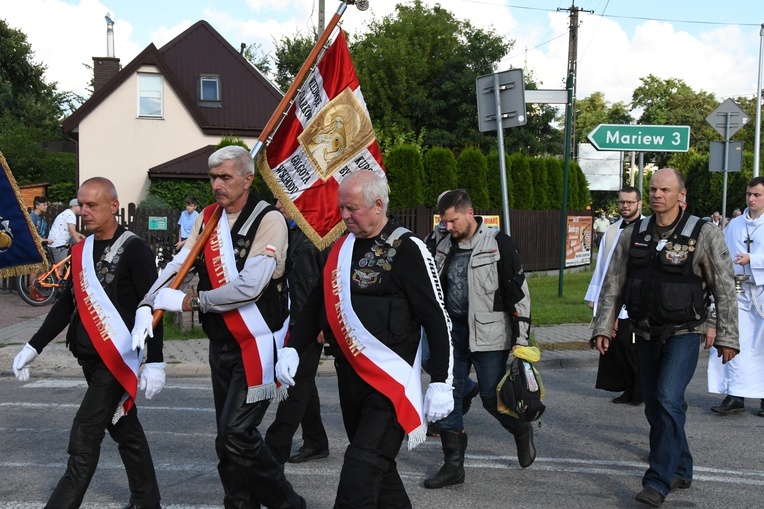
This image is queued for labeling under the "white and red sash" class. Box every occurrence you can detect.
[71,235,140,423]
[324,234,427,449]
[202,206,289,403]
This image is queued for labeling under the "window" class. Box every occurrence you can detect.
[138,74,163,117]
[200,75,220,102]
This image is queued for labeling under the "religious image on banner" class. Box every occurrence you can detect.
[257,30,385,249]
[0,151,47,278]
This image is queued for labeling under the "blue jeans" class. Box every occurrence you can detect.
[439,321,523,434]
[636,333,699,496]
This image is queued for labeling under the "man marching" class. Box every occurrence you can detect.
[137,145,305,508]
[12,177,165,509]
[279,170,454,508]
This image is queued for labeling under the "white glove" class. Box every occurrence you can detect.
[275,347,299,387]
[131,306,154,351]
[139,362,167,399]
[424,382,454,422]
[154,288,186,313]
[13,344,39,382]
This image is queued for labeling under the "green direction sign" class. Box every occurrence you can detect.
[148,216,168,231]
[587,124,690,152]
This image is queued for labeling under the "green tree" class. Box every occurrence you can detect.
[575,91,632,145]
[486,150,513,209]
[386,144,424,208]
[508,153,533,209]
[631,75,719,166]
[528,157,549,209]
[569,161,590,210]
[423,147,458,206]
[545,158,564,209]
[0,19,75,183]
[272,30,316,92]
[456,147,489,207]
[350,0,511,151]
[243,42,272,76]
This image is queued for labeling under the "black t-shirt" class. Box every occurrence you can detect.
[30,226,163,362]
[290,221,452,382]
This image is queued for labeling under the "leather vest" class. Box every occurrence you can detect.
[194,196,288,341]
[624,213,707,333]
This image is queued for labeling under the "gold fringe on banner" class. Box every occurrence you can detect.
[257,151,347,252]
[0,150,49,279]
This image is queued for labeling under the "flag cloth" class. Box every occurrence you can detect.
[257,30,385,250]
[0,150,47,278]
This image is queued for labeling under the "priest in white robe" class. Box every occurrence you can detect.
[708,176,764,417]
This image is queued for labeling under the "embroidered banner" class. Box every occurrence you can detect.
[257,31,385,250]
[0,151,47,278]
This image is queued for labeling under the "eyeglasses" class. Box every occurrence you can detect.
[618,200,639,205]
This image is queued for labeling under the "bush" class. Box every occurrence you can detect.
[137,195,174,210]
[386,144,424,208]
[486,150,513,209]
[38,152,75,184]
[545,158,564,209]
[508,153,534,210]
[529,158,549,210]
[423,147,458,206]
[148,179,213,210]
[48,182,76,203]
[456,147,489,208]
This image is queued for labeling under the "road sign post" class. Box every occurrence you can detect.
[476,69,526,235]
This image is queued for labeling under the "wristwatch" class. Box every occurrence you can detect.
[190,295,200,311]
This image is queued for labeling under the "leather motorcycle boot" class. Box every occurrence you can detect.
[513,422,536,468]
[424,430,467,489]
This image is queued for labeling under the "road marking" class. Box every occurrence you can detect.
[22,380,212,390]
[0,402,214,412]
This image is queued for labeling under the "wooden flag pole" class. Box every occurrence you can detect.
[151,3,349,329]
[151,205,222,328]
[249,1,348,160]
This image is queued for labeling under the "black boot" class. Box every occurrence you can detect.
[424,430,467,489]
[514,422,536,468]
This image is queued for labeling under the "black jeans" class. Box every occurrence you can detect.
[266,340,329,464]
[209,339,305,509]
[46,357,160,509]
[333,356,411,509]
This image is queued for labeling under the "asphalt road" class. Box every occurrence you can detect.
[1,359,763,509]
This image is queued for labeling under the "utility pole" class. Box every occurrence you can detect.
[319,0,325,32]
[558,2,592,160]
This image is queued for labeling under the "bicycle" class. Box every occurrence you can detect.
[151,235,175,276]
[16,249,71,307]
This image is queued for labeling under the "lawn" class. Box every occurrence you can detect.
[527,266,595,326]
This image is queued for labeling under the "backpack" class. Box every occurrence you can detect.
[497,357,546,422]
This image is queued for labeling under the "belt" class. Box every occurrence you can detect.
[52,246,67,250]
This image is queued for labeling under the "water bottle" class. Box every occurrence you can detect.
[523,361,538,392]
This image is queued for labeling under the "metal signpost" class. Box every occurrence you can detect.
[476,68,526,235]
[706,99,750,229]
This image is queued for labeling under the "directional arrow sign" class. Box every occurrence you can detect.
[587,124,691,152]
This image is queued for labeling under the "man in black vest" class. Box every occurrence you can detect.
[13,177,164,509]
[139,146,305,509]
[592,168,739,507]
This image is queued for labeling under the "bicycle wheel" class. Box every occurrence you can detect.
[16,273,57,306]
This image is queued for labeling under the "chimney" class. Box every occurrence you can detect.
[93,13,120,92]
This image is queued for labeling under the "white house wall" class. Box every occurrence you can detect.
[77,64,258,207]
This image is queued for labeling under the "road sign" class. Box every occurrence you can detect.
[709,141,743,172]
[476,69,526,132]
[148,216,167,230]
[587,124,691,152]
[706,98,749,139]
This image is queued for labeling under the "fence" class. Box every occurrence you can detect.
[1,202,591,291]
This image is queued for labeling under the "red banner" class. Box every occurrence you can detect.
[257,31,385,249]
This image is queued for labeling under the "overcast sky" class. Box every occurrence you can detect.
[4,0,764,112]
